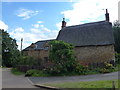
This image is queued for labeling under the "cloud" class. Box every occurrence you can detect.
[56,22,61,30]
[0,21,8,31]
[14,27,24,32]
[56,0,119,28]
[37,21,43,24]
[10,22,59,50]
[32,24,40,28]
[16,8,39,20]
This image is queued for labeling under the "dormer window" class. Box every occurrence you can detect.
[44,46,49,51]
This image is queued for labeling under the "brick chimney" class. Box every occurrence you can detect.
[105,9,109,22]
[61,18,66,29]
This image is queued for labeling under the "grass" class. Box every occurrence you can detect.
[11,68,25,75]
[44,79,119,88]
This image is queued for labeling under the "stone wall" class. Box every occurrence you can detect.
[74,45,115,65]
[23,50,49,63]
[23,44,115,67]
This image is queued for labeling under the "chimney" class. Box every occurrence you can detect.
[105,9,109,22]
[61,18,66,29]
[30,43,36,48]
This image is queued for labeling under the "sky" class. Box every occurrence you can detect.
[0,0,119,50]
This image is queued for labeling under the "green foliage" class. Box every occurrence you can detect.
[115,53,120,64]
[25,69,47,77]
[11,68,25,75]
[17,55,42,66]
[99,68,111,73]
[48,40,77,75]
[99,62,115,73]
[75,64,88,75]
[113,21,120,53]
[2,30,20,67]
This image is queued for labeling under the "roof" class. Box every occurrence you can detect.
[57,21,114,46]
[23,39,55,51]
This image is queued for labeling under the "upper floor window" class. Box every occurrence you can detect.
[44,46,49,51]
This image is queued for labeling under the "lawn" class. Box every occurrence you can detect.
[44,79,119,88]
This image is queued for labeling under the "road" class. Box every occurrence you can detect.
[28,71,119,84]
[2,68,38,88]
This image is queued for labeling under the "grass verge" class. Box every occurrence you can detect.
[44,79,119,88]
[11,68,25,75]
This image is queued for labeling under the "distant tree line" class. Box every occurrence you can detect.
[113,20,120,53]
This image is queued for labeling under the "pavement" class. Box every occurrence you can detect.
[28,71,119,85]
[2,68,38,88]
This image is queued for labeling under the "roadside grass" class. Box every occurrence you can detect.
[44,79,119,88]
[11,68,25,75]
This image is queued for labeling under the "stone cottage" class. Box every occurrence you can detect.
[23,39,54,66]
[23,9,115,66]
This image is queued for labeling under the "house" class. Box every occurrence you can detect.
[23,39,54,66]
[23,9,115,66]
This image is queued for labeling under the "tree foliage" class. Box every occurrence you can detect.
[48,40,76,74]
[2,30,20,67]
[113,20,120,53]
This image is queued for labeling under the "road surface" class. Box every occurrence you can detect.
[28,71,119,84]
[2,68,38,88]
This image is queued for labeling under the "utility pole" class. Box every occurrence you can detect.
[20,38,23,55]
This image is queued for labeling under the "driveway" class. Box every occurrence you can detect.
[28,71,119,84]
[2,68,38,88]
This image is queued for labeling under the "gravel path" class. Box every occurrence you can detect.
[28,71,119,84]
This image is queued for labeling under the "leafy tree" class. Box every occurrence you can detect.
[113,20,120,53]
[48,40,76,74]
[2,29,20,67]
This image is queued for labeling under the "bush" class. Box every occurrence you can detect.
[99,68,110,73]
[25,69,47,77]
[75,64,88,75]
[18,55,36,66]
[115,53,120,64]
[48,40,77,75]
[11,68,25,75]
[103,62,114,69]
[98,62,115,73]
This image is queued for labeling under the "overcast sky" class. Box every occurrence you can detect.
[0,0,119,50]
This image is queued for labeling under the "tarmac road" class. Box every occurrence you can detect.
[28,71,119,84]
[2,68,38,88]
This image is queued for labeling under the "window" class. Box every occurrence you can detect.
[44,46,49,51]
[44,57,48,62]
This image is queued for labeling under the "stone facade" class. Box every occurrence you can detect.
[23,41,50,66]
[74,45,115,65]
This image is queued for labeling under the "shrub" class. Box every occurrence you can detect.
[48,40,76,75]
[11,68,25,75]
[99,68,110,73]
[75,64,88,75]
[18,55,36,66]
[115,53,120,64]
[25,69,47,77]
[104,62,114,69]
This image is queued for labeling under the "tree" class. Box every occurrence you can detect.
[48,40,76,74]
[2,29,20,67]
[113,20,120,53]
